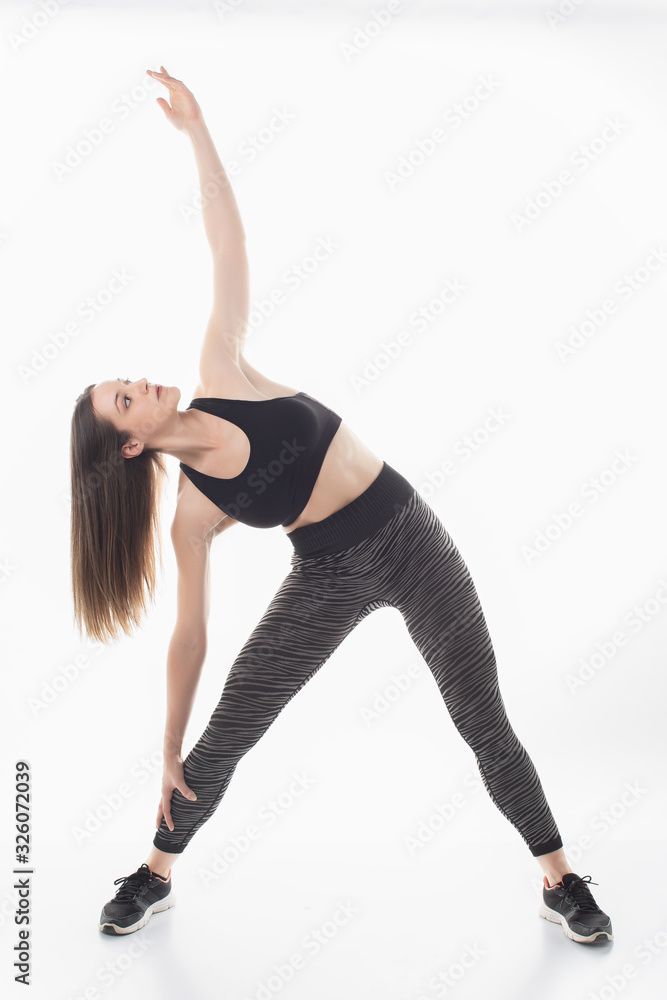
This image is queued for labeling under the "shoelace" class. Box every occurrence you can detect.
[113,863,154,902]
[563,874,601,913]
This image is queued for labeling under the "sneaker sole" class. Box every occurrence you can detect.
[538,901,613,943]
[98,891,175,935]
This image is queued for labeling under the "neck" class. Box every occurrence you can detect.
[144,408,221,467]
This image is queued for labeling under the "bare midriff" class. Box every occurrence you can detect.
[281,421,384,533]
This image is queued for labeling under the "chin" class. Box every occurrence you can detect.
[162,384,181,404]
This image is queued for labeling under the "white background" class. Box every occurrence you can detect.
[2,1,666,998]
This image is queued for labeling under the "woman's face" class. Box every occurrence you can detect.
[91,377,179,441]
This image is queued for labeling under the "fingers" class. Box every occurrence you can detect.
[155,777,196,837]
[147,67,182,88]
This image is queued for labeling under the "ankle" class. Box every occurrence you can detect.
[545,869,574,887]
[147,865,171,880]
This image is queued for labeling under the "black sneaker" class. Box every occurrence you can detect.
[98,863,174,935]
[539,872,613,943]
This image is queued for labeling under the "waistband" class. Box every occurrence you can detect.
[286,461,416,558]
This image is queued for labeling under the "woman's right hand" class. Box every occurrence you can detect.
[156,753,197,832]
[146,65,203,133]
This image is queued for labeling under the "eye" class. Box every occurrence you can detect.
[119,377,132,407]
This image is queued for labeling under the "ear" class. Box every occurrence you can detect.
[121,439,145,460]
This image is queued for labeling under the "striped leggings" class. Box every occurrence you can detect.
[153,461,563,858]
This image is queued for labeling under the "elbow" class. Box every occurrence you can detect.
[211,231,246,259]
[170,630,207,653]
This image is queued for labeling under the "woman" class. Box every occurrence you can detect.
[70,67,612,945]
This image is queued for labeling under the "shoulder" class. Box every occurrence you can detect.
[194,357,300,402]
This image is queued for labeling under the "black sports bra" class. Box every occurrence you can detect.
[179,391,343,528]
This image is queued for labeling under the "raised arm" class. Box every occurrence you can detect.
[146,66,249,375]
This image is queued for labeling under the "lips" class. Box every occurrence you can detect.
[157,384,162,400]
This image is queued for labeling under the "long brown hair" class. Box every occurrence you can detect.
[70,384,167,644]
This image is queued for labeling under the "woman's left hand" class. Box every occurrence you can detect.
[146,66,203,132]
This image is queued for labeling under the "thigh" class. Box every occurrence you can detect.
[165,559,377,846]
[390,498,504,742]
[203,559,372,755]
